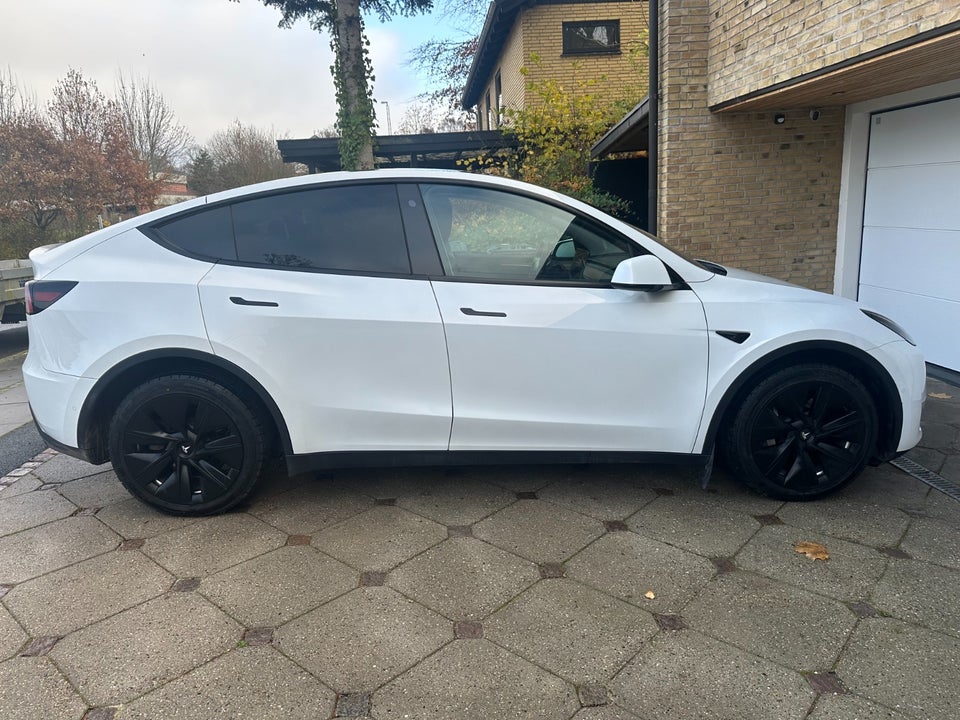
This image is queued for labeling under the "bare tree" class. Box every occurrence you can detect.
[0,67,38,125]
[207,121,298,191]
[115,71,193,178]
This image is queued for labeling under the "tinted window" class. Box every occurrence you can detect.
[232,184,410,274]
[562,20,620,55]
[420,184,637,284]
[153,205,237,260]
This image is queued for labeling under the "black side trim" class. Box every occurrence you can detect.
[715,330,750,344]
[286,450,707,475]
[32,419,103,465]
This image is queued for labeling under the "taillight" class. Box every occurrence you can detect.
[25,280,78,315]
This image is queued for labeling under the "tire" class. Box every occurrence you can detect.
[109,375,266,515]
[722,364,878,501]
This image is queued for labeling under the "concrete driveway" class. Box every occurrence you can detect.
[0,380,958,720]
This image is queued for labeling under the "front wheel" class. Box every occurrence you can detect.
[109,375,266,515]
[723,364,878,500]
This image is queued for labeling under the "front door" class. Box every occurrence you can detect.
[419,182,709,453]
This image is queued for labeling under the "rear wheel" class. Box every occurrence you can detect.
[109,375,266,515]
[723,364,877,500]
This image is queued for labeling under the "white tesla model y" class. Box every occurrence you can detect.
[23,170,925,514]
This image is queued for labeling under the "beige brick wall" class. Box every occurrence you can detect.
[708,0,960,106]
[477,1,650,128]
[659,0,843,291]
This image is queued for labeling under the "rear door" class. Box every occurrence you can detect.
[418,182,709,453]
[174,183,452,455]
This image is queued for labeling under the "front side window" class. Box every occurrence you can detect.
[420,183,636,284]
[562,20,620,55]
[232,184,410,274]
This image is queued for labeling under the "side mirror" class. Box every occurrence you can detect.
[611,255,676,291]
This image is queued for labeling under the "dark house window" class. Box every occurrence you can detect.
[484,91,493,131]
[562,20,620,55]
[495,71,502,126]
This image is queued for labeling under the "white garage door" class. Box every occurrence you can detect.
[859,96,960,372]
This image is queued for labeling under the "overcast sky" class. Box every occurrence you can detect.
[1,0,470,144]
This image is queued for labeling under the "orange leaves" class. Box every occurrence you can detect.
[794,541,830,561]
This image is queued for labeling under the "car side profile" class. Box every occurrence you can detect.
[23,170,925,515]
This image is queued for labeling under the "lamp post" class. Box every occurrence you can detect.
[380,101,392,135]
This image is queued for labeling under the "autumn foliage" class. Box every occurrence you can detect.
[0,69,158,257]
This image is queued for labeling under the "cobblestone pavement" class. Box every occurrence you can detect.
[0,380,958,720]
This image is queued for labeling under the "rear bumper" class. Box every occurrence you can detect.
[22,351,95,450]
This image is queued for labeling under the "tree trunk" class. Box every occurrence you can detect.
[334,0,375,170]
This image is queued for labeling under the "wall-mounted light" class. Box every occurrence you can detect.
[774,113,786,124]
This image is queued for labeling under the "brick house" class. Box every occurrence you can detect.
[461,0,650,130]
[466,0,960,373]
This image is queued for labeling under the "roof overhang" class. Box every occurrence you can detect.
[590,97,649,158]
[712,22,960,112]
[461,0,527,110]
[278,131,519,172]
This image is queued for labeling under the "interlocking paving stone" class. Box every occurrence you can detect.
[777,501,910,548]
[734,524,887,602]
[836,618,960,719]
[919,490,960,526]
[710,556,737,573]
[0,657,88,720]
[486,579,658,683]
[118,538,145,551]
[626,495,760,557]
[0,474,42,499]
[51,592,241,705]
[32,454,102,484]
[95,498,199,539]
[335,692,371,717]
[248,482,374,535]
[538,562,565,579]
[474,500,605,563]
[275,586,450,691]
[878,546,912,559]
[805,671,846,694]
[360,570,386,586]
[387,537,539,620]
[0,604,27,661]
[84,708,120,720]
[900,517,960,570]
[121,646,336,720]
[170,577,201,592]
[683,572,856,670]
[4,550,173,636]
[872,559,960,637]
[201,545,356,627]
[454,621,483,639]
[836,466,930,512]
[571,707,643,720]
[917,421,959,450]
[0,490,76,537]
[0,517,119,584]
[807,693,912,720]
[566,532,715,613]
[654,614,687,631]
[578,683,609,707]
[447,524,472,537]
[312,505,447,571]
[19,636,59,656]
[537,476,658,521]
[463,464,568,493]
[904,446,946,473]
[610,630,814,720]
[143,513,285,577]
[58,471,130,508]
[847,601,881,618]
[373,638,579,720]
[394,477,517,525]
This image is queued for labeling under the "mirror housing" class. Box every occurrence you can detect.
[611,255,677,291]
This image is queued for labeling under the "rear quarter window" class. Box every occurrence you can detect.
[151,205,237,261]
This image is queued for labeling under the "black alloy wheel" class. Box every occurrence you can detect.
[109,375,266,515]
[724,364,878,500]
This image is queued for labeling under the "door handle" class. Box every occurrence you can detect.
[230,296,279,307]
[460,307,507,317]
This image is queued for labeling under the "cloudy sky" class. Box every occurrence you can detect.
[1,0,473,144]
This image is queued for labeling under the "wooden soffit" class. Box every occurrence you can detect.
[712,26,960,113]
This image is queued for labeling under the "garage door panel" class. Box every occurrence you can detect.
[858,285,960,370]
[868,96,960,168]
[860,227,960,303]
[863,163,960,230]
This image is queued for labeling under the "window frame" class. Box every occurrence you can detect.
[561,19,621,56]
[141,181,421,280]
[415,181,643,289]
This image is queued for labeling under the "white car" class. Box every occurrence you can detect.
[23,170,925,515]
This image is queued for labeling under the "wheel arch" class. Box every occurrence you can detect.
[77,349,292,464]
[702,340,902,462]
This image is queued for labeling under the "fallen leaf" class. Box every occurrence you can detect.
[644,590,656,599]
[928,392,953,400]
[795,541,830,561]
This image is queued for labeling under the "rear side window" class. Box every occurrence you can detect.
[232,184,410,274]
[152,205,237,261]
